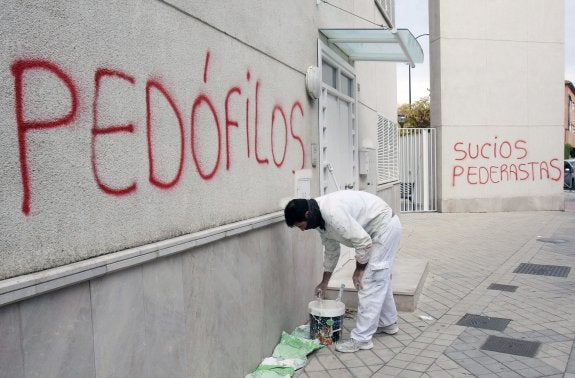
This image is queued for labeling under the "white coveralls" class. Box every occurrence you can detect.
[315,190,402,342]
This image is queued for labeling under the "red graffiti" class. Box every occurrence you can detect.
[203,50,211,84]
[254,81,268,165]
[225,87,241,170]
[11,59,79,215]
[191,93,221,180]
[453,137,527,160]
[92,68,137,195]
[451,137,561,186]
[10,56,305,215]
[271,105,288,167]
[290,101,305,172]
[146,79,185,188]
[245,70,251,158]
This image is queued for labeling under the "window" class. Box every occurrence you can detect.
[377,115,399,184]
[340,73,353,97]
[322,62,337,88]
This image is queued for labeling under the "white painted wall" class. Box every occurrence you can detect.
[430,0,565,212]
[0,0,401,376]
[0,0,317,279]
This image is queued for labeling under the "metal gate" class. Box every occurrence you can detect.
[398,128,437,212]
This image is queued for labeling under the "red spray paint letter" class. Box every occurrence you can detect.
[254,81,268,165]
[11,60,79,215]
[146,80,185,189]
[92,68,137,195]
[225,87,241,170]
[290,101,305,171]
[271,105,287,167]
[191,94,221,180]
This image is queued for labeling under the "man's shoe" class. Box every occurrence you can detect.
[376,323,399,335]
[335,338,373,353]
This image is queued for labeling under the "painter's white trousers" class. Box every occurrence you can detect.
[351,215,402,342]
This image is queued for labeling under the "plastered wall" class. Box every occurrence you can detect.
[430,0,565,212]
[0,0,318,279]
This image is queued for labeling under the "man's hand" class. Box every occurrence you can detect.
[353,262,367,290]
[352,269,364,290]
[315,271,333,298]
[315,282,328,298]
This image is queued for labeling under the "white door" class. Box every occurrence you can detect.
[318,41,358,196]
[318,41,358,271]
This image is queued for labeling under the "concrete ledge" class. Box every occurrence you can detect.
[0,212,284,307]
[324,255,429,312]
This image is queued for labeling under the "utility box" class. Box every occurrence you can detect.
[359,149,370,175]
[359,147,377,194]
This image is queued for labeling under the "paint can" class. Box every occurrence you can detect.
[308,299,345,345]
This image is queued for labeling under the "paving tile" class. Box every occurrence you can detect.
[427,370,450,378]
[483,362,509,374]
[396,369,425,377]
[386,358,411,369]
[515,368,547,378]
[406,362,433,372]
[503,359,531,371]
[533,364,564,376]
[371,365,402,377]
[325,369,353,377]
[318,354,345,370]
[412,356,436,366]
[367,364,385,373]
[458,361,492,376]
[304,358,326,372]
[335,352,366,368]
[347,366,372,377]
[395,352,417,362]
[356,350,383,366]
[496,371,524,378]
[419,349,443,359]
[371,348,397,362]
[305,371,331,378]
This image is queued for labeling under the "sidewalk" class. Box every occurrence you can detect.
[295,191,575,377]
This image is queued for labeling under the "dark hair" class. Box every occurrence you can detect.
[284,199,309,227]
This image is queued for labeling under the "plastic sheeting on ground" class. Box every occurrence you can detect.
[246,326,322,378]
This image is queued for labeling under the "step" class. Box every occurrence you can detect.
[324,255,429,312]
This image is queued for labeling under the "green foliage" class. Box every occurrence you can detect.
[566,143,574,159]
[397,96,430,128]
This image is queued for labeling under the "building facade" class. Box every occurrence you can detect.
[0,1,566,375]
[430,0,565,212]
[0,1,414,376]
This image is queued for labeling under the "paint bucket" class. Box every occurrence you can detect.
[308,299,345,345]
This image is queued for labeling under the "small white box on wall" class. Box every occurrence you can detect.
[294,169,313,199]
[359,149,371,175]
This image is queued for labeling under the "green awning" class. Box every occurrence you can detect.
[319,28,424,66]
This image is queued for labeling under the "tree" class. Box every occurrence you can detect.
[397,96,430,128]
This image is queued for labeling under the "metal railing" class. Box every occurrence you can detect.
[398,128,437,212]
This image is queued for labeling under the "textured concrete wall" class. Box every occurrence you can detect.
[0,0,317,279]
[0,223,321,377]
[430,0,565,212]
